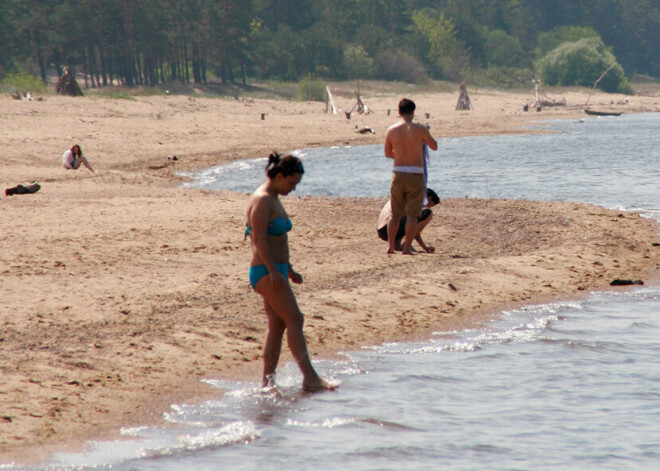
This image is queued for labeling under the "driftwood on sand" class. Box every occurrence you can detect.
[326,86,337,114]
[345,91,372,119]
[455,80,472,110]
[527,82,566,111]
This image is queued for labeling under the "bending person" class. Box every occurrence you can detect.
[377,188,440,253]
[62,144,95,172]
[245,152,334,392]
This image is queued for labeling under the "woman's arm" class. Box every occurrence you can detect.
[288,262,303,284]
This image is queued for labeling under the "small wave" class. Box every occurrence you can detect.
[628,321,658,330]
[286,415,418,431]
[172,421,258,452]
[468,443,513,455]
[469,324,544,345]
[44,421,258,470]
[128,422,259,461]
[539,337,631,354]
[366,340,478,355]
[391,373,466,385]
[502,301,583,318]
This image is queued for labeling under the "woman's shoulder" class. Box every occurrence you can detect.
[248,188,275,212]
[250,186,272,203]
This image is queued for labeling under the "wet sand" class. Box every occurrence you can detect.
[1,84,659,463]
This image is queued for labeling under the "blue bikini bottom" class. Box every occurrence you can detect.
[249,262,288,289]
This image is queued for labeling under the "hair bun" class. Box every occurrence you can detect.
[266,151,280,171]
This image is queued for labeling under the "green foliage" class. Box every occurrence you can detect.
[343,45,374,80]
[0,67,49,93]
[536,26,599,58]
[536,37,633,94]
[251,24,301,80]
[481,28,524,68]
[295,76,327,102]
[352,24,390,58]
[0,0,658,90]
[374,49,429,84]
[410,9,458,79]
[470,66,535,89]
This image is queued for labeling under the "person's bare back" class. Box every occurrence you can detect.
[385,120,437,168]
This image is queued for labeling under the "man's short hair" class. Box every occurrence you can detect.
[399,98,416,116]
[426,188,440,205]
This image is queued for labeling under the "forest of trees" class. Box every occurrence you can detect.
[1,0,658,92]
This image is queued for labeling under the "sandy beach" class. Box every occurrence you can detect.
[1,83,659,463]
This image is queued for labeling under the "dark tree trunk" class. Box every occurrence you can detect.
[192,42,202,83]
[34,29,47,84]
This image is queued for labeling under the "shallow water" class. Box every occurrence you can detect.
[179,112,660,212]
[10,113,660,470]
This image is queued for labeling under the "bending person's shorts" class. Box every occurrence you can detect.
[390,172,425,218]
[377,208,432,241]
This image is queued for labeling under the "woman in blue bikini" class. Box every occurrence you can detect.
[245,152,334,392]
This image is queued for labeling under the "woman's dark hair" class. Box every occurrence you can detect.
[426,188,440,205]
[265,152,304,179]
[71,144,82,156]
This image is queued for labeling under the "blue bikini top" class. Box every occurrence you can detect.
[244,217,292,239]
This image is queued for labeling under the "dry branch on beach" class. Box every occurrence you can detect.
[455,80,472,110]
[55,68,84,97]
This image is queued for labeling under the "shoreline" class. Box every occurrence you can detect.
[1,86,659,464]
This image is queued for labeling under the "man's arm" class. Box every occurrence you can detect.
[422,127,438,151]
[384,130,394,159]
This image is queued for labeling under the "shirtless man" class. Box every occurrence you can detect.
[384,98,437,254]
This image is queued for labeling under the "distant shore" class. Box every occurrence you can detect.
[1,85,659,464]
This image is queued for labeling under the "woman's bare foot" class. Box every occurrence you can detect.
[262,373,277,389]
[303,377,338,392]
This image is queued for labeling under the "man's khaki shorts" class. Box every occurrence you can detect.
[390,172,425,218]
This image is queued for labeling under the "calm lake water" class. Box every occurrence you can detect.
[11,113,660,470]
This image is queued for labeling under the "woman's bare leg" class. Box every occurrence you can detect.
[262,300,285,386]
[256,278,334,391]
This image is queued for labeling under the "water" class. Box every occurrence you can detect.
[179,113,659,212]
[11,113,660,470]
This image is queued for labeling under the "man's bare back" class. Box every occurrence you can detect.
[384,120,438,168]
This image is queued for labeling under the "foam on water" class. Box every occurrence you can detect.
[17,287,660,470]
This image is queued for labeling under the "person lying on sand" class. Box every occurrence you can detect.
[62,144,95,172]
[5,181,41,196]
[377,188,439,253]
[245,151,335,392]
